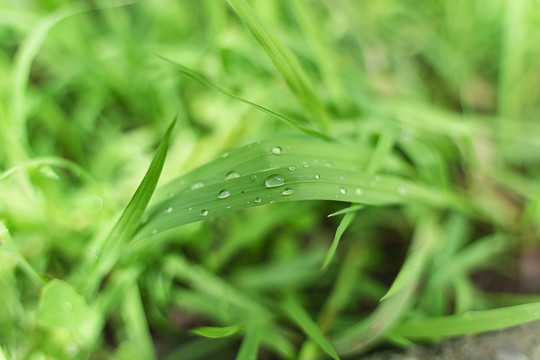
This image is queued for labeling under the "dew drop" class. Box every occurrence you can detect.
[225,171,240,180]
[191,181,204,190]
[188,207,192,211]
[250,174,258,182]
[355,188,363,195]
[303,164,309,168]
[218,190,230,199]
[254,197,261,203]
[281,188,294,196]
[222,152,229,158]
[165,207,173,213]
[325,162,333,168]
[265,174,285,188]
[226,205,231,209]
[339,188,347,195]
[397,185,409,195]
[288,165,295,171]
[272,146,283,155]
[201,209,209,216]
[167,192,174,199]
[315,174,320,180]
[269,200,276,204]
[152,229,158,234]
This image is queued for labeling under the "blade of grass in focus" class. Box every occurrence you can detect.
[227,0,330,130]
[81,119,176,297]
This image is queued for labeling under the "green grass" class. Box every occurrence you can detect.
[1,0,540,359]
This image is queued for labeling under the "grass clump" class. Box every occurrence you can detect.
[1,1,540,359]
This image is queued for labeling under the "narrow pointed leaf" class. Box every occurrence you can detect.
[192,324,245,339]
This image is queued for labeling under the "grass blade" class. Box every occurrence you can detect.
[0,221,45,287]
[392,301,540,340]
[159,57,332,141]
[282,295,340,360]
[192,324,245,339]
[227,0,329,130]
[321,212,356,270]
[235,324,262,360]
[332,215,439,354]
[81,119,176,296]
[136,139,462,241]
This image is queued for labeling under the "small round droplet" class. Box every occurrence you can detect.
[218,190,230,199]
[201,209,209,216]
[272,146,283,155]
[188,207,193,211]
[325,162,333,168]
[281,188,294,196]
[250,174,258,182]
[397,185,409,195]
[167,192,174,199]
[254,197,262,203]
[315,174,320,180]
[225,171,240,180]
[165,207,173,213]
[339,176,344,180]
[303,164,309,168]
[339,188,347,195]
[355,188,363,195]
[265,174,285,188]
[222,152,229,158]
[226,205,231,209]
[152,229,158,234]
[288,165,295,171]
[269,200,276,204]
[191,181,204,190]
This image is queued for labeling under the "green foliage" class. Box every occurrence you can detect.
[1,0,540,359]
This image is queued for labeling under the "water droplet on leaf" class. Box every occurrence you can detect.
[254,197,261,203]
[165,207,173,213]
[272,146,283,155]
[339,188,347,195]
[281,188,294,196]
[355,188,363,195]
[218,190,230,199]
[225,171,240,180]
[315,174,320,180]
[191,182,204,190]
[288,165,295,171]
[265,174,285,188]
[201,209,209,216]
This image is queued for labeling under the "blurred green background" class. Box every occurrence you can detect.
[2,0,540,359]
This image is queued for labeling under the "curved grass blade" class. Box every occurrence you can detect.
[321,212,356,270]
[81,119,176,296]
[236,324,262,360]
[10,0,137,146]
[392,301,540,340]
[328,205,364,218]
[282,295,340,360]
[135,139,465,241]
[0,221,45,287]
[332,215,439,355]
[191,324,245,339]
[227,0,329,130]
[159,56,332,141]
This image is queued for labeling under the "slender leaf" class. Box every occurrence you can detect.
[392,301,540,340]
[159,57,332,141]
[322,212,356,270]
[192,324,245,339]
[81,119,176,296]
[227,0,329,129]
[282,295,340,360]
